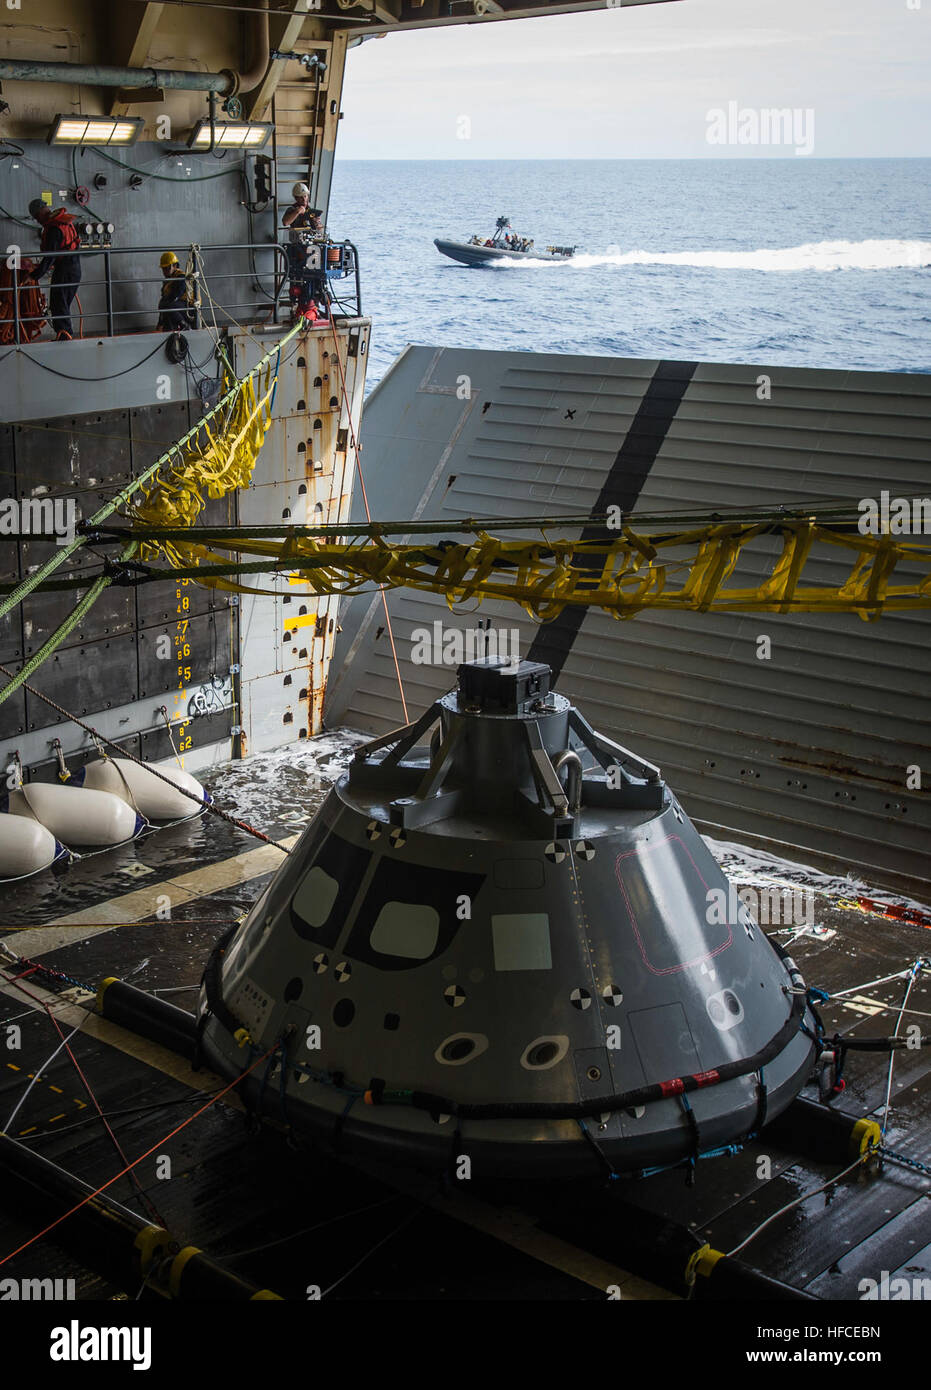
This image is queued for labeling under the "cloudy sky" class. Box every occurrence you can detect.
[337,0,930,158]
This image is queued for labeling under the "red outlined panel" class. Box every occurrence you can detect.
[614,834,733,975]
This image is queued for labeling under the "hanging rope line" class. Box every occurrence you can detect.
[0,1035,280,1269]
[0,544,136,710]
[321,284,409,722]
[129,365,277,548]
[879,958,924,1135]
[0,319,302,721]
[0,317,303,630]
[0,964,170,1229]
[0,663,291,854]
[63,515,931,622]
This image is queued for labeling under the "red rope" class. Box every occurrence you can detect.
[323,293,410,723]
[0,966,169,1229]
[0,663,290,856]
[0,1038,277,1267]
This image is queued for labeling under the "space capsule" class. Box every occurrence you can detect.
[198,658,818,1178]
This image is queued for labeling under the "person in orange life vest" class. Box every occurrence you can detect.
[28,199,82,340]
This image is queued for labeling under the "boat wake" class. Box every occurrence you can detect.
[496,238,931,272]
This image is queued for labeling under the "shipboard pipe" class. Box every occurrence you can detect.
[238,0,271,94]
[0,59,236,93]
[761,1096,882,1165]
[542,1185,818,1301]
[96,977,198,1061]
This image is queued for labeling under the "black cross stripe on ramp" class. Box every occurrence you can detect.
[527,360,698,680]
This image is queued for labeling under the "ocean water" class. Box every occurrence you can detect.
[327,158,931,390]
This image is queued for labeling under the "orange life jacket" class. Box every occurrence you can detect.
[42,210,81,254]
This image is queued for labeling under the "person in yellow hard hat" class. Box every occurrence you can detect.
[157,250,194,331]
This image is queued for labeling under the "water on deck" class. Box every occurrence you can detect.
[1,733,929,1302]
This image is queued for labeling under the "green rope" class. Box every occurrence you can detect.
[0,319,304,625]
[0,528,106,625]
[89,503,876,545]
[0,559,284,594]
[0,556,130,710]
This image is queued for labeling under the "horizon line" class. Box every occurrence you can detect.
[333,153,929,162]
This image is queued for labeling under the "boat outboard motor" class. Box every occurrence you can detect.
[198,658,819,1179]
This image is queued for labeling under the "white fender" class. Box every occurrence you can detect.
[79,758,206,821]
[7,783,142,847]
[0,811,61,878]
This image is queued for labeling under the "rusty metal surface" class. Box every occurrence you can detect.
[234,319,368,751]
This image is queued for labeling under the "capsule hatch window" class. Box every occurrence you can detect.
[345,858,485,971]
[290,832,371,948]
[292,867,339,929]
[370,902,440,960]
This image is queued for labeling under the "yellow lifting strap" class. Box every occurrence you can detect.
[132,519,931,622]
[130,367,276,558]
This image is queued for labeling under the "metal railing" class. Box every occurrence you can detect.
[0,238,362,345]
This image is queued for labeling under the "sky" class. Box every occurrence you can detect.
[336,0,931,159]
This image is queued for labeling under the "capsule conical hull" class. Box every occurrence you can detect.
[198,660,818,1178]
